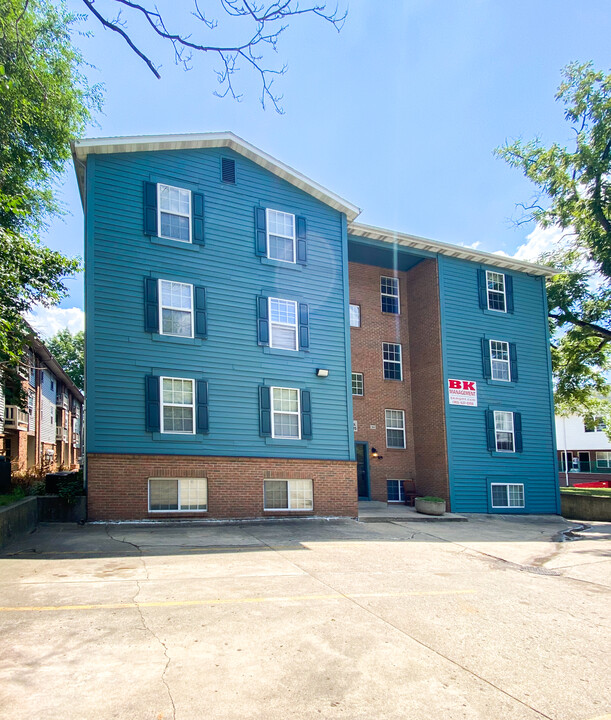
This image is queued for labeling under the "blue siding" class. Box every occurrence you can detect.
[438,256,558,513]
[86,147,353,460]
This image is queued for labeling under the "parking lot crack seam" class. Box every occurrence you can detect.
[105,526,175,720]
[244,528,555,720]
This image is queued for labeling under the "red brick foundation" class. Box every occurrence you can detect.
[86,453,358,521]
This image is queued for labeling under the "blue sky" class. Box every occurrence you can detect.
[30,0,611,335]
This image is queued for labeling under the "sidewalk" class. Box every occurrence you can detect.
[358,500,468,522]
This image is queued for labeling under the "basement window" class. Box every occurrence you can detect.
[149,477,207,512]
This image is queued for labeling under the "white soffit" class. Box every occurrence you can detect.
[71,132,361,221]
[348,221,556,277]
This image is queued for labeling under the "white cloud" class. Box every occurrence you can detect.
[513,225,569,262]
[458,240,481,250]
[25,306,84,339]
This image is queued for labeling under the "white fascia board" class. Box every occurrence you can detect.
[71,132,361,221]
[348,221,557,277]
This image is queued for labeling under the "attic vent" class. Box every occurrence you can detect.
[221,157,236,184]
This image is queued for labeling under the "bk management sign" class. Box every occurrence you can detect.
[448,379,477,407]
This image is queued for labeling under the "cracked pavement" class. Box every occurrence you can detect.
[0,515,609,720]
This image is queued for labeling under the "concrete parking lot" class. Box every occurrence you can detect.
[0,515,609,720]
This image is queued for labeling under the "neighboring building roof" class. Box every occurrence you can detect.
[71,131,361,222]
[349,222,556,277]
[71,132,556,278]
[29,335,84,404]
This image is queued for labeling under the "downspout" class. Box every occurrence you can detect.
[562,417,569,486]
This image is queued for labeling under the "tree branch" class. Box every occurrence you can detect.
[80,0,346,110]
[549,312,611,341]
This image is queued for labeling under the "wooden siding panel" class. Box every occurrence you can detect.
[439,256,558,513]
[86,147,351,460]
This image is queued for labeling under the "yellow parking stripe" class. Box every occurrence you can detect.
[0,588,475,613]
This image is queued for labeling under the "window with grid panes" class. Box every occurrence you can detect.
[486,271,506,312]
[159,280,193,337]
[266,209,295,263]
[383,342,402,380]
[596,451,611,468]
[158,184,191,242]
[161,378,195,434]
[269,298,298,350]
[380,276,400,314]
[494,411,514,452]
[490,340,510,381]
[387,479,405,503]
[491,483,524,508]
[385,409,405,448]
[149,478,207,511]
[271,387,300,438]
[264,479,313,510]
[349,304,361,327]
[352,373,364,396]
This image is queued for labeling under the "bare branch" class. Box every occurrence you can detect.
[81,0,160,78]
[79,0,346,110]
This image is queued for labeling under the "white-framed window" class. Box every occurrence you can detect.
[486,271,506,312]
[381,276,400,314]
[160,377,195,434]
[350,304,361,327]
[264,479,313,511]
[159,280,193,337]
[158,184,191,243]
[490,340,510,381]
[585,417,606,432]
[266,209,295,263]
[494,410,514,452]
[383,342,402,380]
[269,298,298,350]
[596,451,611,468]
[352,372,364,396]
[271,386,300,439]
[385,409,406,449]
[387,479,405,503]
[149,477,207,512]
[491,483,524,508]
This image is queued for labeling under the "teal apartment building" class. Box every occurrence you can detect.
[72,132,560,520]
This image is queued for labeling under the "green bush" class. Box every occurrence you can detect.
[417,496,445,503]
[56,470,84,505]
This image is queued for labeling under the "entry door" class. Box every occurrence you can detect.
[355,442,370,499]
[579,452,590,473]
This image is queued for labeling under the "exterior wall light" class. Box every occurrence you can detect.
[370,447,383,460]
[316,369,329,377]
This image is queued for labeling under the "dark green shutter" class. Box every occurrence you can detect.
[257,296,269,345]
[509,343,518,381]
[481,338,491,379]
[301,389,312,439]
[194,286,207,338]
[505,274,514,312]
[144,278,159,333]
[192,192,205,245]
[144,182,158,236]
[485,410,496,451]
[477,269,488,309]
[255,207,267,256]
[145,376,160,432]
[196,379,209,434]
[296,216,307,264]
[514,412,523,452]
[259,386,271,436]
[299,303,309,349]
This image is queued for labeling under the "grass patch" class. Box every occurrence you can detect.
[560,487,611,498]
[0,488,27,507]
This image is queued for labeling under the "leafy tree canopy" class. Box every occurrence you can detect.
[46,328,84,391]
[0,0,99,366]
[496,62,611,427]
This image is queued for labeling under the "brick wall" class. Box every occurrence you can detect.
[87,453,357,520]
[348,262,416,501]
[405,259,450,505]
